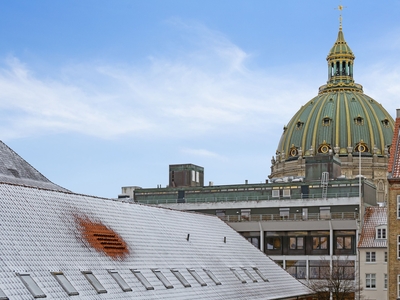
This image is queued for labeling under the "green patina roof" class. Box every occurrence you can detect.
[328,28,354,58]
[277,28,394,159]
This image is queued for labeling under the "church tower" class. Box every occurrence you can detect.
[270,17,394,202]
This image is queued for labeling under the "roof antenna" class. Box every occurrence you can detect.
[187,234,190,241]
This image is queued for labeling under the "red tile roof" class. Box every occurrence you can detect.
[388,112,400,177]
[358,206,387,248]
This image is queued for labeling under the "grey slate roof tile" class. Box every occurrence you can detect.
[0,141,68,192]
[0,182,312,299]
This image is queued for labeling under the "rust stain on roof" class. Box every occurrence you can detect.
[77,216,129,260]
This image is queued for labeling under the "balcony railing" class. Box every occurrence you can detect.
[219,212,359,222]
[134,191,360,205]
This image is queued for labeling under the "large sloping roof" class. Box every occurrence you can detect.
[0,140,68,191]
[388,109,400,178]
[0,182,312,299]
[358,206,387,248]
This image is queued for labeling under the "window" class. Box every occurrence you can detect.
[17,273,46,298]
[171,269,191,288]
[286,260,306,279]
[282,189,290,197]
[246,237,260,249]
[0,288,8,300]
[354,116,364,125]
[108,270,132,292]
[242,268,257,283]
[289,237,304,250]
[377,227,387,239]
[384,274,387,289]
[322,117,332,126]
[366,251,376,262]
[81,271,107,294]
[187,269,207,286]
[266,237,281,250]
[398,275,400,298]
[382,118,390,127]
[131,269,154,290]
[398,196,400,219]
[385,251,388,262]
[336,236,352,249]
[296,120,304,129]
[366,273,376,289]
[309,261,330,279]
[313,237,328,249]
[398,236,400,259]
[203,269,221,285]
[333,260,355,280]
[152,269,173,289]
[52,272,79,296]
[191,170,195,182]
[253,267,269,282]
[230,268,246,283]
[272,189,279,198]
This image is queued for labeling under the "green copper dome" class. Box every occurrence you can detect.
[276,28,394,160]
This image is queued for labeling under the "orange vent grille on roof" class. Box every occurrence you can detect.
[77,216,129,260]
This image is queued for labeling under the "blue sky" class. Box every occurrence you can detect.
[1,1,400,198]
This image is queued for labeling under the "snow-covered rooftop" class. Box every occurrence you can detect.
[0,182,312,299]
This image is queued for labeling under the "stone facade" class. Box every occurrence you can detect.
[387,182,400,299]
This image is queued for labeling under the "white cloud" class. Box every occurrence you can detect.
[180,147,223,158]
[3,19,392,142]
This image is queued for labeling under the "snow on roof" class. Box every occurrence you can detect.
[0,182,312,299]
[358,206,387,248]
[0,140,69,192]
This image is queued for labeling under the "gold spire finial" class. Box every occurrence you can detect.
[335,3,346,30]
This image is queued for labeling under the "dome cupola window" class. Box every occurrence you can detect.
[322,117,332,126]
[317,141,332,154]
[296,120,304,130]
[381,118,390,128]
[354,115,364,125]
[355,140,369,153]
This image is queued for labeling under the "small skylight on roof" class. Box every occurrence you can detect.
[152,269,173,289]
[108,270,132,292]
[0,288,8,300]
[230,268,247,283]
[253,267,269,282]
[188,269,207,286]
[51,272,79,296]
[171,269,191,288]
[203,269,222,285]
[241,268,258,283]
[81,271,107,294]
[131,269,154,290]
[17,273,46,298]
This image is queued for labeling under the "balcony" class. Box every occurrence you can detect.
[134,191,360,205]
[219,212,359,222]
